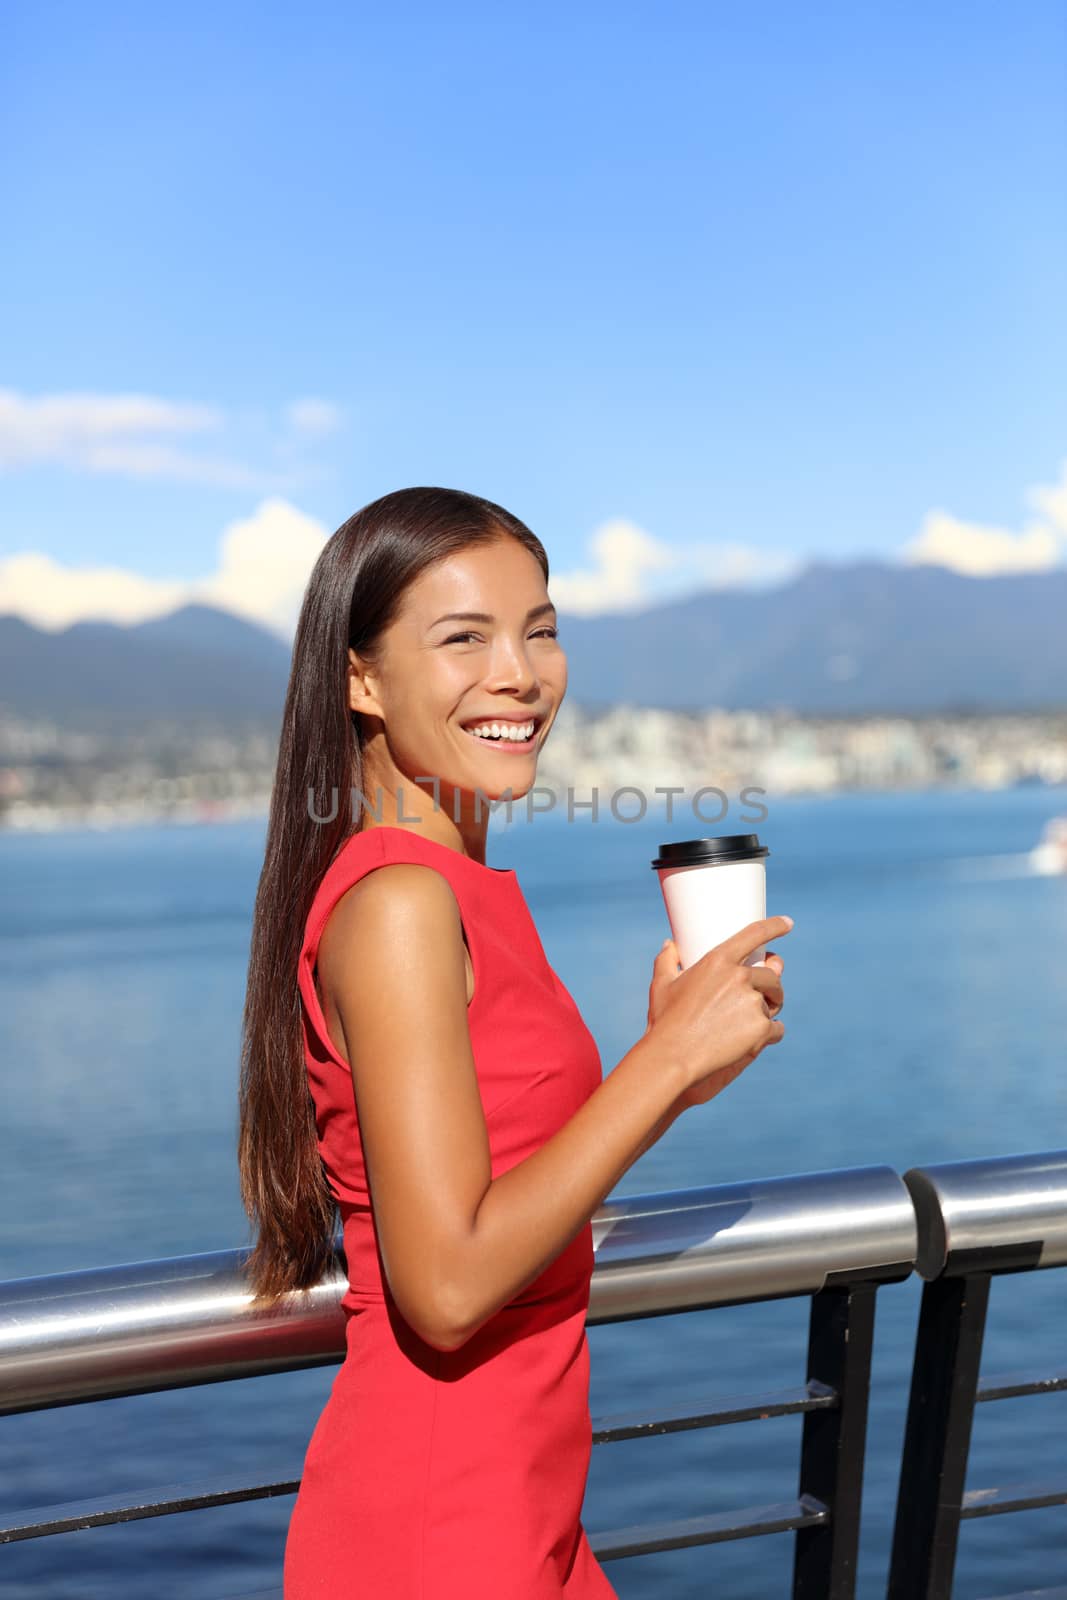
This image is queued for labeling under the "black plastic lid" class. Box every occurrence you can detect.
[650,834,770,870]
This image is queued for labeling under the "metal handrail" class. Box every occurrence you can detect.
[4,1152,1066,1600]
[904,1147,1067,1279]
[0,1163,915,1415]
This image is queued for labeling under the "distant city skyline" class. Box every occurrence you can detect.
[3,2,1065,636]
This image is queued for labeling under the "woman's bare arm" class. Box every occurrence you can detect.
[614,1100,684,1178]
[318,863,690,1352]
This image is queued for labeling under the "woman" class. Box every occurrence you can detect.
[237,486,790,1598]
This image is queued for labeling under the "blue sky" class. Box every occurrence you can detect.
[3,0,1066,638]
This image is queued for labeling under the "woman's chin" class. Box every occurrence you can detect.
[461,760,538,804]
[474,775,536,804]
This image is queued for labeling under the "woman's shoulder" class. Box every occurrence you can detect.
[307,830,464,947]
[304,824,523,963]
[300,834,477,1064]
[319,855,463,957]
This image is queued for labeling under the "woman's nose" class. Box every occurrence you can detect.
[487,639,539,690]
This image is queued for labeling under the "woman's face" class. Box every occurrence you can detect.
[350,536,567,810]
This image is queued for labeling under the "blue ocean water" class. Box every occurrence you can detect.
[2,784,1066,1598]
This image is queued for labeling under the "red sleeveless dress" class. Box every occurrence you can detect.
[283,824,619,1599]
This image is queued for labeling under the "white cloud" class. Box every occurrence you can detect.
[0,386,342,489]
[286,398,344,437]
[0,498,328,638]
[1026,463,1067,535]
[0,389,222,468]
[549,520,675,614]
[901,460,1067,576]
[0,552,188,630]
[191,498,330,636]
[549,517,801,615]
[0,387,234,480]
[73,439,270,489]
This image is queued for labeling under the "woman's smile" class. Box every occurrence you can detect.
[458,716,542,754]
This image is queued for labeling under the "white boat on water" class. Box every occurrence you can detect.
[1030,815,1067,875]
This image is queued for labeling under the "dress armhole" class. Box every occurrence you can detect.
[301,853,482,1071]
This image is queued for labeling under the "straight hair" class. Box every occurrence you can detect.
[237,487,549,1305]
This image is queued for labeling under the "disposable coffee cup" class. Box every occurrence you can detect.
[651,835,771,971]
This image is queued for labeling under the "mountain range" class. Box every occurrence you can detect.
[2,558,1064,728]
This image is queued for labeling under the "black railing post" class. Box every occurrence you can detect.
[793,1282,878,1600]
[885,1270,991,1599]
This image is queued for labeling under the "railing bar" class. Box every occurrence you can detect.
[3,1491,833,1561]
[0,1471,300,1544]
[977,1589,1067,1599]
[2,1376,844,1536]
[977,1368,1067,1402]
[592,1379,837,1441]
[0,1377,841,1544]
[0,1381,842,1541]
[588,1495,830,1560]
[0,1165,922,1415]
[960,1479,1067,1519]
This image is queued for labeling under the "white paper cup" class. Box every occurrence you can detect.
[651,835,771,971]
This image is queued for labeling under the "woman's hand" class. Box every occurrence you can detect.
[645,922,790,1112]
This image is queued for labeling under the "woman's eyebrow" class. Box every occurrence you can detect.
[430,602,557,628]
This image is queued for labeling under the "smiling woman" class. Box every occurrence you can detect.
[235,485,788,1598]
[236,486,620,1598]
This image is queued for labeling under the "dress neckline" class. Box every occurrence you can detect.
[351,824,517,876]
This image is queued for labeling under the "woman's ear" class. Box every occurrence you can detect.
[348,648,383,718]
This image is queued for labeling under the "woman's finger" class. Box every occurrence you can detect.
[750,965,784,1014]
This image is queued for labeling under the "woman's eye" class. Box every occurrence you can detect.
[443,628,559,645]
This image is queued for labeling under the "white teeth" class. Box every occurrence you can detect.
[466,720,535,741]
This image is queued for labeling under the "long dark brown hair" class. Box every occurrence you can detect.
[237,486,550,1306]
